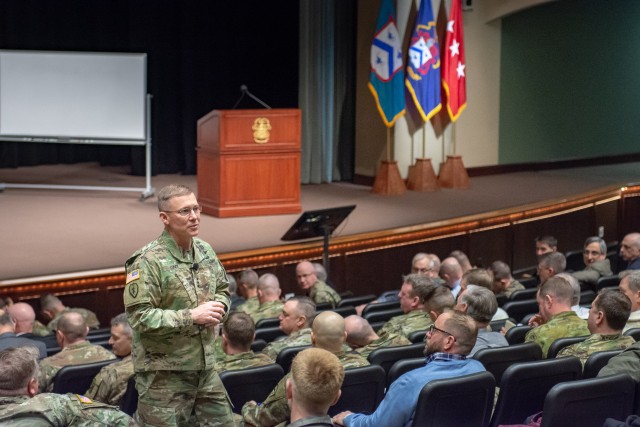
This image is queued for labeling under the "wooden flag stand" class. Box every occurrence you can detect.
[407,158,439,192]
[437,154,469,189]
[372,127,406,195]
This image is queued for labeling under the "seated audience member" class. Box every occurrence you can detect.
[296,261,342,308]
[262,296,316,361]
[461,268,508,321]
[85,313,134,406]
[40,293,100,332]
[423,285,456,322]
[227,273,245,311]
[411,252,435,276]
[344,315,410,358]
[620,232,640,270]
[537,251,566,285]
[489,260,525,298]
[439,257,464,299]
[243,311,368,426]
[449,250,473,273]
[251,273,285,323]
[599,341,640,381]
[313,262,337,290]
[456,285,508,356]
[556,273,590,319]
[38,311,116,393]
[214,312,272,373]
[557,288,634,365]
[619,270,640,331]
[0,308,46,359]
[377,274,435,339]
[524,276,589,358]
[236,269,261,316]
[0,347,135,426]
[571,236,613,286]
[286,348,345,427]
[332,310,484,427]
[535,235,558,259]
[8,302,53,343]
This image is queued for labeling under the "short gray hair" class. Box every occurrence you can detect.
[459,285,498,323]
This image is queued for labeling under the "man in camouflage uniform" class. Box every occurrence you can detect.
[85,313,134,406]
[489,260,526,298]
[251,273,285,323]
[296,261,342,308]
[40,293,101,332]
[124,184,234,426]
[262,296,316,361]
[557,288,635,365]
[525,276,590,358]
[215,312,272,373]
[235,269,260,316]
[619,270,640,331]
[38,311,116,393]
[377,274,435,339]
[571,237,613,288]
[344,315,410,359]
[242,311,369,426]
[0,346,136,426]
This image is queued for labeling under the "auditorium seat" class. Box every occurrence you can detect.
[582,349,623,379]
[119,376,138,416]
[219,364,284,413]
[502,299,539,324]
[411,371,495,427]
[275,344,310,373]
[509,288,539,301]
[327,305,357,317]
[250,339,267,352]
[579,290,596,305]
[361,300,400,317]
[337,294,376,308]
[408,329,426,344]
[546,335,589,359]
[254,326,286,343]
[255,317,280,329]
[362,308,403,325]
[368,343,425,377]
[597,275,620,292]
[504,325,532,345]
[565,249,584,272]
[386,357,424,388]
[623,327,640,342]
[328,364,386,417]
[52,359,117,395]
[473,342,542,385]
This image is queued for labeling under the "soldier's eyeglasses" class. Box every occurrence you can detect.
[163,205,202,217]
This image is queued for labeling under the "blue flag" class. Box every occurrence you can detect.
[369,0,405,127]
[405,0,442,122]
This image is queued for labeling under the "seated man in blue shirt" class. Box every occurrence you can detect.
[332,310,484,427]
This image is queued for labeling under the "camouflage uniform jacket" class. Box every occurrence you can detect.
[624,310,640,332]
[557,333,635,366]
[0,393,137,426]
[242,351,369,426]
[262,328,312,361]
[32,320,52,337]
[571,259,613,286]
[47,308,101,332]
[85,355,134,406]
[236,296,260,316]
[123,230,231,372]
[524,311,590,358]
[252,300,285,323]
[378,309,433,339]
[504,280,525,298]
[309,280,341,308]
[38,341,116,393]
[214,351,273,373]
[355,332,412,359]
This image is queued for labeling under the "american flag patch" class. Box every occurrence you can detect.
[75,394,95,404]
[126,270,140,284]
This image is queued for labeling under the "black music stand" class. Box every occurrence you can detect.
[281,205,356,275]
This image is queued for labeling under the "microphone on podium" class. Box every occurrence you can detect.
[232,84,271,109]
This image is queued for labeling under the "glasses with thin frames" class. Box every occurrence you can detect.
[163,205,202,217]
[428,324,456,341]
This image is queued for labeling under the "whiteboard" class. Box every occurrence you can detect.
[0,50,146,141]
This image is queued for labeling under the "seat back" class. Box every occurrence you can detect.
[596,275,620,291]
[582,349,623,379]
[623,327,640,341]
[254,326,286,343]
[275,345,311,373]
[328,306,357,317]
[119,376,138,416]
[337,294,376,308]
[411,371,496,427]
[541,373,636,427]
[361,300,400,317]
[509,288,539,301]
[255,317,280,329]
[250,339,267,353]
[579,290,596,305]
[488,356,583,427]
[52,359,117,394]
[329,365,386,416]
[408,329,426,344]
[219,364,284,413]
[519,276,539,289]
[546,335,589,359]
[362,307,404,324]
[502,299,539,323]
[386,357,424,388]
[504,325,532,345]
[368,343,425,376]
[473,342,542,385]
[565,249,585,272]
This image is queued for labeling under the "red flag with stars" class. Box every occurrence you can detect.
[442,0,466,121]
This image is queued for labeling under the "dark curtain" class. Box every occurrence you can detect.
[0,1,300,175]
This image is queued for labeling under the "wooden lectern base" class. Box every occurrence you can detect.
[407,158,439,192]
[437,155,470,189]
[372,161,406,195]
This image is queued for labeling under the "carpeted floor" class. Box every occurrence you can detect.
[1,161,638,281]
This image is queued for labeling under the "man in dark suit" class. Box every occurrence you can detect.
[0,307,46,359]
[8,302,58,348]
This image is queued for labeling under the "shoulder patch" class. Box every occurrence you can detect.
[75,394,95,404]
[126,269,140,284]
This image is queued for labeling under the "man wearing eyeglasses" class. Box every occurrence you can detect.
[123,184,234,427]
[571,236,613,287]
[332,310,484,427]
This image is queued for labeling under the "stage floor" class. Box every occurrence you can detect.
[1,162,639,281]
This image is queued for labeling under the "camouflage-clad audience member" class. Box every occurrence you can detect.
[378,274,435,339]
[243,311,369,426]
[38,312,116,393]
[263,297,316,361]
[215,312,272,373]
[251,273,285,323]
[557,289,634,365]
[344,315,410,359]
[85,313,134,406]
[619,270,640,332]
[525,276,590,358]
[0,347,137,426]
[40,293,101,332]
[296,261,342,308]
[489,260,525,298]
[235,269,261,316]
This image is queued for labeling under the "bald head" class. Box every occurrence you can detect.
[57,311,88,345]
[621,233,640,263]
[440,257,463,285]
[312,311,346,353]
[258,273,282,303]
[344,315,376,348]
[8,303,36,334]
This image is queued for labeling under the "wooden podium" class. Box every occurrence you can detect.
[196,109,302,217]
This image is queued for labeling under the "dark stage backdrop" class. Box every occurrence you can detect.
[0,1,299,175]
